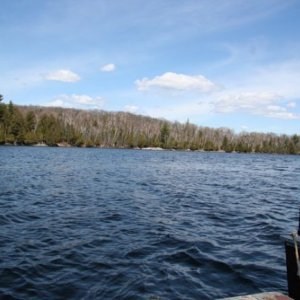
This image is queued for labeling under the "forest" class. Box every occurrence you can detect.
[0,95,299,154]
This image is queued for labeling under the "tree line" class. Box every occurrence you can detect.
[0,95,299,154]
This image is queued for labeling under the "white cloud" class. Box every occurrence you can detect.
[45,69,81,82]
[208,90,300,120]
[135,72,217,92]
[101,64,116,72]
[201,58,300,121]
[263,105,299,120]
[124,105,138,113]
[211,91,281,113]
[45,94,105,109]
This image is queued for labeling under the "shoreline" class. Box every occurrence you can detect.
[0,142,299,155]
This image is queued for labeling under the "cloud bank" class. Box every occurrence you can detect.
[212,91,281,113]
[45,94,105,109]
[211,91,299,120]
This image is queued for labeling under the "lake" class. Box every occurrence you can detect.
[0,147,299,299]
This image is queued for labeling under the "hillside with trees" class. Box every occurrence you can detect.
[0,95,299,154]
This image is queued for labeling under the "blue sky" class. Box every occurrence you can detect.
[1,0,300,134]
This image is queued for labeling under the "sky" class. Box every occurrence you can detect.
[1,0,300,134]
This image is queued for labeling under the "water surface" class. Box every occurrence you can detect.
[0,147,299,299]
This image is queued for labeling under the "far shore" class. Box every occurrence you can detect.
[1,142,299,155]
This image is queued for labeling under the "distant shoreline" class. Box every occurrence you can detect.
[1,103,299,155]
[1,142,299,155]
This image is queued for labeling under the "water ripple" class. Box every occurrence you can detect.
[0,148,299,299]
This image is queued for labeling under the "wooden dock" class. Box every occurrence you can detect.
[220,292,292,300]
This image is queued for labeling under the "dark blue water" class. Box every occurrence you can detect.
[0,147,299,299]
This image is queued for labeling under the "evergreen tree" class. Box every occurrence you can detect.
[160,122,170,148]
[37,114,62,145]
[9,108,25,143]
[25,111,36,132]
